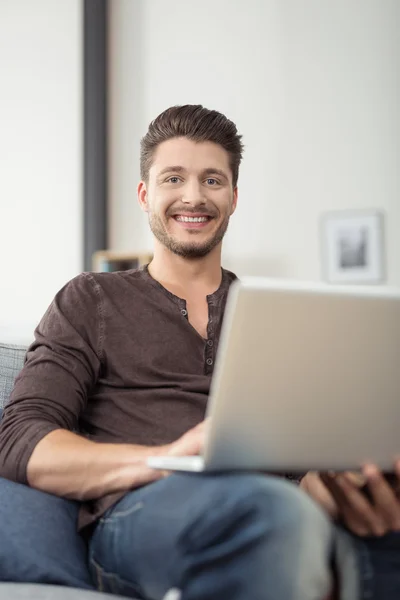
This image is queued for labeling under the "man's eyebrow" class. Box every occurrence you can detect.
[201,168,229,181]
[158,166,186,176]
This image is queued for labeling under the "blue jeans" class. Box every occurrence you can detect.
[2,475,400,599]
[0,477,94,589]
[349,531,400,599]
[88,473,400,600]
[88,473,333,600]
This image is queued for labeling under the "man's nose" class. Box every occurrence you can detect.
[181,181,206,206]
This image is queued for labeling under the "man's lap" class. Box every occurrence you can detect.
[0,477,94,589]
[88,472,333,599]
[89,472,400,600]
[2,472,400,599]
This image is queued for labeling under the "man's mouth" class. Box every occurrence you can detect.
[174,215,211,223]
[171,214,213,229]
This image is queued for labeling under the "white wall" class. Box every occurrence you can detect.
[0,0,83,343]
[109,0,400,284]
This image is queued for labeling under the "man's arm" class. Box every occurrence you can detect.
[0,273,103,484]
[27,421,205,500]
[0,273,205,500]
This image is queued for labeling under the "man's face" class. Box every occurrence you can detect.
[138,137,238,259]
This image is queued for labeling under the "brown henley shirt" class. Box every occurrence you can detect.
[0,266,236,530]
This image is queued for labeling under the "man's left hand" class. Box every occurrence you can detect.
[320,462,400,537]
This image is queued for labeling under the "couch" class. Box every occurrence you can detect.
[0,342,26,416]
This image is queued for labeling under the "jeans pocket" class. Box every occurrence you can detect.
[89,556,145,599]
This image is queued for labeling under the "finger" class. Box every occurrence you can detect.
[319,474,359,522]
[300,472,339,518]
[320,473,352,508]
[321,473,387,537]
[363,464,400,530]
[340,472,388,536]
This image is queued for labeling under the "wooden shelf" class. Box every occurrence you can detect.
[92,251,153,273]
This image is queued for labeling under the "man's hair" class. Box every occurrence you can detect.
[140,105,244,187]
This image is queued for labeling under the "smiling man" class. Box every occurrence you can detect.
[1,105,400,600]
[141,136,236,260]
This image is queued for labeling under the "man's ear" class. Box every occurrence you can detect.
[137,181,149,212]
[230,187,238,215]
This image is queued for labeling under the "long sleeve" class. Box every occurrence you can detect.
[0,272,103,483]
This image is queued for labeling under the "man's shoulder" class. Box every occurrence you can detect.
[222,268,238,287]
[54,268,150,307]
[86,267,147,288]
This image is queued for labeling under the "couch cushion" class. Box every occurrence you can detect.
[0,343,27,410]
[0,584,123,599]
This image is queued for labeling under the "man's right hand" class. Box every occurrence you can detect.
[166,420,208,458]
[146,421,207,481]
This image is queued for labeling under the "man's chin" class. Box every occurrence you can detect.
[150,217,228,259]
[168,242,215,259]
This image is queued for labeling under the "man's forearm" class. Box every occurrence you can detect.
[27,429,167,501]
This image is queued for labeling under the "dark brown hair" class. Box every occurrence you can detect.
[140,105,244,187]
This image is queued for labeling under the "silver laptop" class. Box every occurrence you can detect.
[148,277,400,473]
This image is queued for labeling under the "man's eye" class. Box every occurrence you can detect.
[206,178,218,185]
[167,177,180,184]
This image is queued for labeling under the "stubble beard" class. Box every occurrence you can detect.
[148,212,231,259]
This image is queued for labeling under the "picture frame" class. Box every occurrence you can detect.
[320,210,385,284]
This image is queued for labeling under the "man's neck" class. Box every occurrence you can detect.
[148,243,223,297]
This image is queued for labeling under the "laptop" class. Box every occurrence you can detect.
[148,277,400,474]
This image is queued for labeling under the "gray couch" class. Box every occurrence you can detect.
[0,342,26,414]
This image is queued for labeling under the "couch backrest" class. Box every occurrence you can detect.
[0,343,27,410]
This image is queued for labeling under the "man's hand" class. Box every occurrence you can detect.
[167,420,208,458]
[320,463,400,537]
[149,420,208,480]
[302,462,400,537]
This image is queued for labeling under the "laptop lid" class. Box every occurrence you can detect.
[203,277,400,472]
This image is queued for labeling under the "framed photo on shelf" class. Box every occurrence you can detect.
[320,210,385,284]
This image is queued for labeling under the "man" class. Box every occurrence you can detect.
[0,104,399,600]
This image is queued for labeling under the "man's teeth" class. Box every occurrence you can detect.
[176,216,208,223]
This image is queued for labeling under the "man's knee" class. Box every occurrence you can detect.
[177,473,329,547]
[0,477,93,589]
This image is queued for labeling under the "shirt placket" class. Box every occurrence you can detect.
[205,298,215,374]
[178,299,188,320]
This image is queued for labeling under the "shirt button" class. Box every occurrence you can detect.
[181,309,187,316]
[207,339,213,347]
[206,358,213,366]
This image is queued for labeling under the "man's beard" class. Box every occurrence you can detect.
[148,211,231,259]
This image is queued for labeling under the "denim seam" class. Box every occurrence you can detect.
[90,555,144,597]
[90,557,105,593]
[99,500,144,523]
